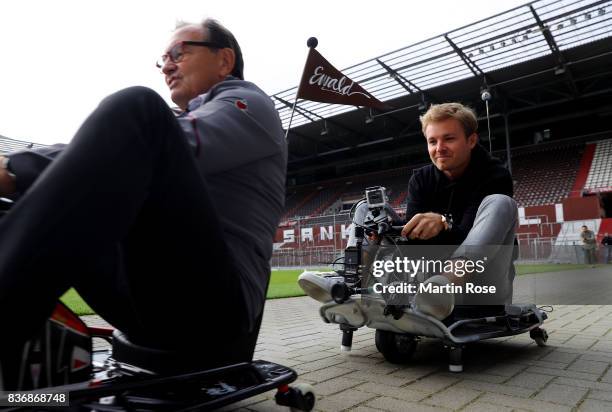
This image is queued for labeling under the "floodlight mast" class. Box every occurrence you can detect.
[481,88,493,153]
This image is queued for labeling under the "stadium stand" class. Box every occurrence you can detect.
[283,188,321,219]
[282,166,414,219]
[511,142,584,207]
[283,138,592,217]
[600,218,612,237]
[570,143,596,198]
[585,139,612,191]
[295,186,343,217]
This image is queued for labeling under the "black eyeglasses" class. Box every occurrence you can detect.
[156,41,227,69]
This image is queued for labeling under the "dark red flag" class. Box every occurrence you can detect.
[296,48,390,110]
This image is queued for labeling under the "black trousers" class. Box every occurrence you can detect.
[0,87,256,360]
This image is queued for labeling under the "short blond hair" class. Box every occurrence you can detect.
[420,103,478,137]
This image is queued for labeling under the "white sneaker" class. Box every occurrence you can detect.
[413,275,455,320]
[298,271,343,303]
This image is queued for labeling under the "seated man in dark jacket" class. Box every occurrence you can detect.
[401,103,516,305]
[0,18,286,389]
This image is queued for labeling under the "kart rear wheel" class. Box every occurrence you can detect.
[375,329,417,364]
[530,327,548,347]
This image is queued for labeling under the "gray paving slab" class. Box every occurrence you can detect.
[314,389,376,412]
[460,401,513,412]
[578,398,612,412]
[421,386,482,409]
[504,371,555,390]
[533,383,588,407]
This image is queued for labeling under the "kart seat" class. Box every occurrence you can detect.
[111,313,264,375]
[112,330,185,374]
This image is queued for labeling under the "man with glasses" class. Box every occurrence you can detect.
[0,19,286,389]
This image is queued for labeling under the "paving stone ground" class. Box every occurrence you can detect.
[83,268,612,411]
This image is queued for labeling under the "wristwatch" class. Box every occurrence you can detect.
[441,214,453,231]
[1,156,16,180]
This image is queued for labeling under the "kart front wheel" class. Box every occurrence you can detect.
[375,329,418,364]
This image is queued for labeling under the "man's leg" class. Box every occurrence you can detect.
[586,249,591,264]
[0,87,253,372]
[451,194,518,304]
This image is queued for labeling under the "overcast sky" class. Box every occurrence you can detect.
[0,0,528,144]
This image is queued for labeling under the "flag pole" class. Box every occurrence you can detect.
[284,37,318,140]
[284,98,298,140]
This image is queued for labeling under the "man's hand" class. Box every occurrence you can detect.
[0,156,16,196]
[401,212,446,240]
[366,231,380,243]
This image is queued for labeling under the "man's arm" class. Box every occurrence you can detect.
[178,84,285,175]
[405,171,426,220]
[402,170,449,239]
[0,144,66,197]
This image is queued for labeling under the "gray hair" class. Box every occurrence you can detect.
[176,18,244,80]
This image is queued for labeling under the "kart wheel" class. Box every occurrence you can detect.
[375,329,417,364]
[288,383,316,411]
[530,327,548,347]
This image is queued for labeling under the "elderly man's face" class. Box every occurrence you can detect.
[424,118,477,180]
[160,25,229,110]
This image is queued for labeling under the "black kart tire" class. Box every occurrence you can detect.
[375,329,417,364]
[530,327,548,347]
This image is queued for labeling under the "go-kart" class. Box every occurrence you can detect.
[0,197,315,411]
[298,186,549,372]
[0,302,315,411]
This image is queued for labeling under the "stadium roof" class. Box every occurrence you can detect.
[0,135,48,155]
[276,0,612,175]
